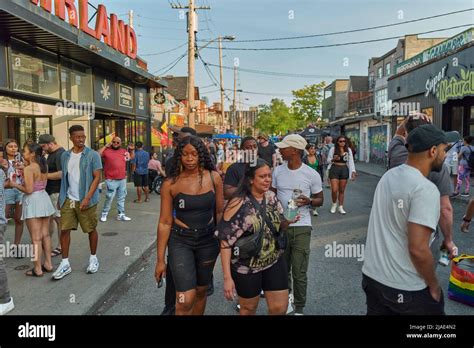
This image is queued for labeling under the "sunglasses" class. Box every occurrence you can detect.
[338,140,346,143]
[112,141,120,144]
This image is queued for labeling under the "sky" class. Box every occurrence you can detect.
[89,0,474,109]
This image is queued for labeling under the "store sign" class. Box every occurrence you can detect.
[436,68,474,104]
[395,28,474,74]
[30,0,138,59]
[118,84,133,108]
[94,73,115,109]
[424,65,447,97]
[135,87,148,116]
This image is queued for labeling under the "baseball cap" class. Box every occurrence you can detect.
[258,134,268,141]
[406,124,460,153]
[275,134,307,150]
[38,134,55,144]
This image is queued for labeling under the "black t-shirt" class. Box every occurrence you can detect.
[46,147,65,195]
[224,162,246,187]
[258,143,276,167]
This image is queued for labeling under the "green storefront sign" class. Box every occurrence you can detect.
[395,28,474,74]
[436,68,474,104]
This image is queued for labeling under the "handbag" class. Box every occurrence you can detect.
[447,254,474,307]
[233,195,266,259]
[249,194,287,252]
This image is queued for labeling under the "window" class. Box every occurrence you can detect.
[11,43,60,98]
[369,72,375,89]
[375,88,388,115]
[377,67,383,79]
[60,58,92,102]
[385,63,391,76]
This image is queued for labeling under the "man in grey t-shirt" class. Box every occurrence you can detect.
[387,115,458,260]
[363,124,450,315]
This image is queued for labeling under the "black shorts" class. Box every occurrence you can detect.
[362,274,445,315]
[329,165,349,180]
[133,173,149,187]
[231,257,288,299]
[168,224,219,292]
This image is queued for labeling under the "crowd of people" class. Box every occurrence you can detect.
[0,115,471,316]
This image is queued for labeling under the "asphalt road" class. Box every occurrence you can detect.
[93,172,474,315]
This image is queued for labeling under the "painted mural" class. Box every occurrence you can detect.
[368,125,387,164]
[344,128,360,160]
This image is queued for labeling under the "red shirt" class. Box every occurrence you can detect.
[102,148,128,180]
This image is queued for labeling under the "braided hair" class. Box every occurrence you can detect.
[168,136,216,187]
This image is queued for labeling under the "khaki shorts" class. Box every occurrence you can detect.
[49,193,61,218]
[60,198,98,233]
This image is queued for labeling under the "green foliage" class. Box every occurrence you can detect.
[291,82,326,124]
[255,99,299,135]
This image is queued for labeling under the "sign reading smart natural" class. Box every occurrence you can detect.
[436,68,474,104]
[30,0,138,59]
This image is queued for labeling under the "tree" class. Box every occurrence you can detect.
[245,127,253,136]
[291,82,326,125]
[255,99,298,135]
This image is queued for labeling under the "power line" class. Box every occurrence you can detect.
[136,24,183,31]
[200,8,474,43]
[205,62,345,79]
[152,51,188,74]
[225,89,293,97]
[202,24,473,51]
[141,42,188,56]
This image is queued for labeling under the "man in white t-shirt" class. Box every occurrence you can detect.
[272,134,323,315]
[362,124,449,315]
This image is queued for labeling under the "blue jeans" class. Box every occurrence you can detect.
[102,179,127,215]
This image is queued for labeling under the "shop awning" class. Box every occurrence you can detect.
[0,0,167,89]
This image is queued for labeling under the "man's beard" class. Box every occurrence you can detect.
[431,160,444,172]
[112,145,120,150]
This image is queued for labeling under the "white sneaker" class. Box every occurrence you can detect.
[330,203,337,214]
[52,261,72,280]
[294,312,304,316]
[0,298,14,315]
[286,294,294,314]
[313,208,319,216]
[100,213,108,222]
[117,213,131,221]
[86,257,99,274]
[338,206,346,215]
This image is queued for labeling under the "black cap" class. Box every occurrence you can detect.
[38,134,55,144]
[180,127,197,136]
[406,124,459,153]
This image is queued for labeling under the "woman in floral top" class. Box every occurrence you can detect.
[216,159,299,315]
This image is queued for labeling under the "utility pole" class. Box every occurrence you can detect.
[218,36,225,131]
[128,10,134,28]
[170,1,210,129]
[233,65,237,132]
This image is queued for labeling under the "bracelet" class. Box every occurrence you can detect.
[462,215,471,223]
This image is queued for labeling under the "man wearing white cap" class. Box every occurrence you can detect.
[272,134,324,315]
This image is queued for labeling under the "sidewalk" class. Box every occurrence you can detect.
[4,183,160,315]
[356,161,473,204]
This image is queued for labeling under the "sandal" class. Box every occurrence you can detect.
[41,265,53,273]
[145,198,150,202]
[133,199,142,203]
[51,247,62,257]
[25,268,44,277]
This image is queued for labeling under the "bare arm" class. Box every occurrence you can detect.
[463,199,474,220]
[213,171,224,224]
[97,144,109,156]
[272,153,277,168]
[407,222,441,300]
[13,166,33,194]
[224,184,237,200]
[47,171,62,180]
[439,195,456,257]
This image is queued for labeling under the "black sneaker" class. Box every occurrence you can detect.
[160,305,175,316]
[461,193,470,197]
[450,193,460,198]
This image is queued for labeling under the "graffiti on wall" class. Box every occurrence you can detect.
[344,128,360,159]
[368,125,387,164]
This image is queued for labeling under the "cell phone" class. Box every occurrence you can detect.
[157,277,164,288]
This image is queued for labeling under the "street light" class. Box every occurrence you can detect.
[196,35,235,130]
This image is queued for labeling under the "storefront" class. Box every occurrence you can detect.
[389,29,474,136]
[0,0,165,151]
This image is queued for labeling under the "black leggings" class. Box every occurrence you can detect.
[231,257,288,299]
[168,224,219,292]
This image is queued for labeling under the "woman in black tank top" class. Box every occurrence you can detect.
[155,136,223,315]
